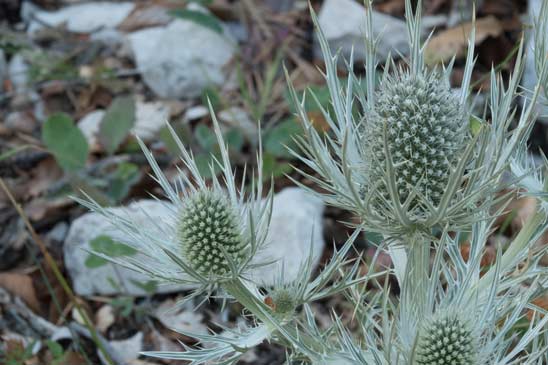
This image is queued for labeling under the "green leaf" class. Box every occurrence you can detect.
[42,113,89,172]
[169,9,223,34]
[264,119,302,158]
[159,124,192,155]
[469,115,483,137]
[99,96,135,154]
[262,153,292,179]
[224,128,244,152]
[195,153,222,179]
[84,254,108,268]
[45,341,64,359]
[194,124,217,151]
[130,279,158,294]
[201,86,222,110]
[89,235,138,257]
[106,163,141,203]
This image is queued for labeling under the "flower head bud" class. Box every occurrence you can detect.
[365,71,467,209]
[415,312,476,365]
[178,191,245,277]
[268,288,296,315]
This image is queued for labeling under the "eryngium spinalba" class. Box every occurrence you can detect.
[364,70,467,209]
[414,312,476,365]
[179,191,245,276]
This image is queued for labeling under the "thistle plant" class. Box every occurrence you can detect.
[77,107,371,363]
[76,1,548,364]
[362,69,468,211]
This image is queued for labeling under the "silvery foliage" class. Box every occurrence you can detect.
[533,0,548,103]
[285,0,548,364]
[77,107,375,364]
[76,110,273,292]
[76,0,548,363]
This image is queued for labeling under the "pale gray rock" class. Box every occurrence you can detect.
[64,188,325,296]
[127,19,236,98]
[98,332,143,365]
[250,187,325,285]
[77,101,170,150]
[522,0,548,124]
[77,110,105,152]
[22,1,135,34]
[315,0,409,63]
[133,100,171,141]
[64,200,188,296]
[8,54,29,92]
[184,105,209,121]
[7,54,42,108]
[218,107,258,143]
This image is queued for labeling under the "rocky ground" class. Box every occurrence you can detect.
[0,0,547,364]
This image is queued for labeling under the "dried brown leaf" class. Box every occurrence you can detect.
[424,15,503,65]
[0,272,41,313]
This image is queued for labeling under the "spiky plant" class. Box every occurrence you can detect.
[362,69,468,212]
[288,1,548,239]
[77,106,370,364]
[76,110,272,290]
[289,0,548,364]
[75,0,548,364]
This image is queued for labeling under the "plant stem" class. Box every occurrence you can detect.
[223,278,340,363]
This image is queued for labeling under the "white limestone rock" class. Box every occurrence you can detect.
[314,0,409,63]
[22,1,135,34]
[64,188,325,296]
[127,19,236,98]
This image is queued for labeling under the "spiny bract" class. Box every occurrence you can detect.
[414,312,476,365]
[178,191,245,277]
[364,70,467,209]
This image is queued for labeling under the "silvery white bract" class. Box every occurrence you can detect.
[74,0,548,364]
[76,108,274,292]
[287,0,548,364]
[289,1,548,238]
[339,215,548,364]
[76,106,370,364]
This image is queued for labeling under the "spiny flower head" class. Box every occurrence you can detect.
[76,111,273,288]
[178,191,245,277]
[414,312,476,365]
[364,70,467,209]
[289,0,540,237]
